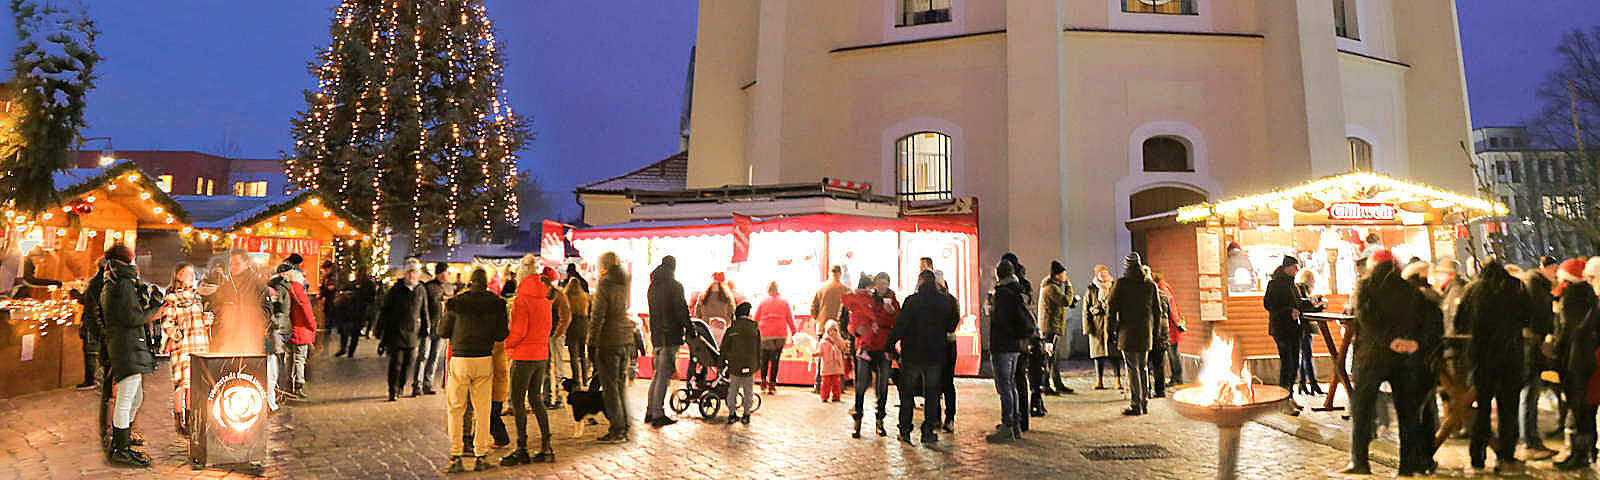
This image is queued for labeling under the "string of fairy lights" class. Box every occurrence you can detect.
[285,0,524,255]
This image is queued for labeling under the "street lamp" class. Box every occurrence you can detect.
[78,136,114,166]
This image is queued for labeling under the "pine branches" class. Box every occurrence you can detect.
[0,0,99,215]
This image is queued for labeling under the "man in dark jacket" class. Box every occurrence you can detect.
[264,264,294,409]
[101,245,160,467]
[985,261,1035,443]
[588,252,637,444]
[1264,256,1315,414]
[885,270,959,446]
[412,263,451,396]
[1522,256,1560,458]
[1108,253,1160,416]
[1341,252,1442,476]
[1455,260,1531,473]
[1039,261,1077,395]
[379,260,430,402]
[644,256,690,428]
[438,268,510,474]
[75,261,107,390]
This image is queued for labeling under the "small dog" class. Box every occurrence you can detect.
[561,378,607,438]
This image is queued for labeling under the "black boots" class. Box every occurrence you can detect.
[108,427,150,467]
[852,417,862,438]
[1557,434,1596,471]
[984,423,1020,443]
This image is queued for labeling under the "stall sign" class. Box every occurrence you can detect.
[253,225,308,238]
[1327,202,1398,221]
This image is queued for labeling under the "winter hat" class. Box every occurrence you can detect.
[1559,258,1587,284]
[1226,241,1241,252]
[1401,261,1432,282]
[542,266,560,283]
[996,260,1016,280]
[712,272,726,283]
[104,244,132,264]
[1281,256,1299,267]
[284,253,304,266]
[276,263,295,274]
[1049,260,1066,277]
[1001,252,1020,268]
[734,302,753,318]
[1368,249,1396,266]
[1123,252,1143,271]
[1585,257,1600,279]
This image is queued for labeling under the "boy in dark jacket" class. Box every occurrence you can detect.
[722,302,761,424]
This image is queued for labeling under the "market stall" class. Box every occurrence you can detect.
[572,213,981,386]
[178,191,373,288]
[1,161,190,398]
[1137,172,1505,382]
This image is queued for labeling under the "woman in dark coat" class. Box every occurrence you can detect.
[1554,258,1600,470]
[1454,260,1531,472]
[101,245,161,467]
[1341,253,1442,476]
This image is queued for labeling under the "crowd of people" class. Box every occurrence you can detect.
[1263,248,1600,476]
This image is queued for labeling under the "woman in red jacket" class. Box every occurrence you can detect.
[501,259,556,465]
[754,282,797,395]
[286,269,317,399]
[842,274,899,438]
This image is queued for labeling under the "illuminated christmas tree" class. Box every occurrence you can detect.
[0,0,99,215]
[286,0,529,252]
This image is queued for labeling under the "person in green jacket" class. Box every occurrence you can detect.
[722,302,761,424]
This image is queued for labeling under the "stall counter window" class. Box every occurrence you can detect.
[1224,225,1437,298]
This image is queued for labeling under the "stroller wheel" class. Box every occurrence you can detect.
[697,390,723,419]
[751,393,763,413]
[669,389,692,415]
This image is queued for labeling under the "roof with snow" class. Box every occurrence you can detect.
[575,152,687,194]
[174,191,369,237]
[51,160,191,224]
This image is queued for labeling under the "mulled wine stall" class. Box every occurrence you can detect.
[1134,172,1506,387]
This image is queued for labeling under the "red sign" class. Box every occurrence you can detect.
[1327,202,1398,221]
[540,219,567,265]
[730,214,753,263]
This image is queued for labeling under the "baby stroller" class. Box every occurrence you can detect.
[670,319,762,419]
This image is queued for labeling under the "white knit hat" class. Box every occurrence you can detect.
[1585,257,1600,279]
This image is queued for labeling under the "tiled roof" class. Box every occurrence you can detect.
[575,152,687,194]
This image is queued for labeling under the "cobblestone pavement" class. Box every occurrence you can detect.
[1,340,1593,479]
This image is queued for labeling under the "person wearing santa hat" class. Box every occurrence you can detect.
[1555,258,1600,470]
[1341,249,1442,476]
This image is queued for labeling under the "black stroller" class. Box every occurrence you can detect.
[669,319,762,419]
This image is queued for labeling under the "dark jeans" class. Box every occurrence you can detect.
[1016,349,1032,429]
[1148,346,1167,397]
[1166,345,1183,384]
[760,346,784,386]
[1123,350,1148,412]
[1049,336,1070,389]
[1297,332,1318,389]
[1349,363,1432,472]
[386,347,415,395]
[897,362,942,436]
[568,341,591,386]
[941,342,956,421]
[1095,356,1122,383]
[1522,345,1548,449]
[853,351,891,421]
[1470,386,1519,466]
[509,360,551,450]
[992,352,1021,426]
[594,345,633,436]
[339,332,359,356]
[414,334,443,389]
[1272,333,1299,389]
[462,401,511,448]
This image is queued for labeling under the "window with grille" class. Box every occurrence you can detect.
[1333,0,1359,40]
[898,0,951,27]
[1347,137,1373,171]
[896,132,952,202]
[1123,0,1197,15]
[1142,137,1192,172]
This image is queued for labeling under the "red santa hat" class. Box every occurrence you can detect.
[542,266,560,283]
[1559,258,1588,285]
[1368,249,1396,266]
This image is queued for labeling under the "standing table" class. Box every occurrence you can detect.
[1303,312,1355,412]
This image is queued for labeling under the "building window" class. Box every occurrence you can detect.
[897,0,951,27]
[233,181,268,197]
[195,177,214,196]
[895,132,952,202]
[1142,136,1192,172]
[1567,160,1583,184]
[1333,0,1359,40]
[1495,161,1507,178]
[1347,137,1373,171]
[1123,0,1197,15]
[155,175,173,193]
[1509,160,1521,183]
[1489,138,1501,148]
[1541,159,1555,183]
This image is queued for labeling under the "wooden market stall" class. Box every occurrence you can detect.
[572,213,982,386]
[1,161,192,398]
[1135,172,1506,383]
[176,191,373,288]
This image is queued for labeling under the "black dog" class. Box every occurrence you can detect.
[561,377,607,437]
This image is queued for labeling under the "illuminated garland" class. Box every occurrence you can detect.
[0,296,83,332]
[1176,172,1510,223]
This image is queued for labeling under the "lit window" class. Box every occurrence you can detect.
[1142,137,1191,172]
[896,132,952,202]
[1333,0,1359,40]
[195,177,206,194]
[156,175,173,193]
[1123,0,1197,15]
[898,0,951,27]
[1347,137,1373,172]
[232,181,268,197]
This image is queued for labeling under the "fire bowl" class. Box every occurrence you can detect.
[1169,385,1292,428]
